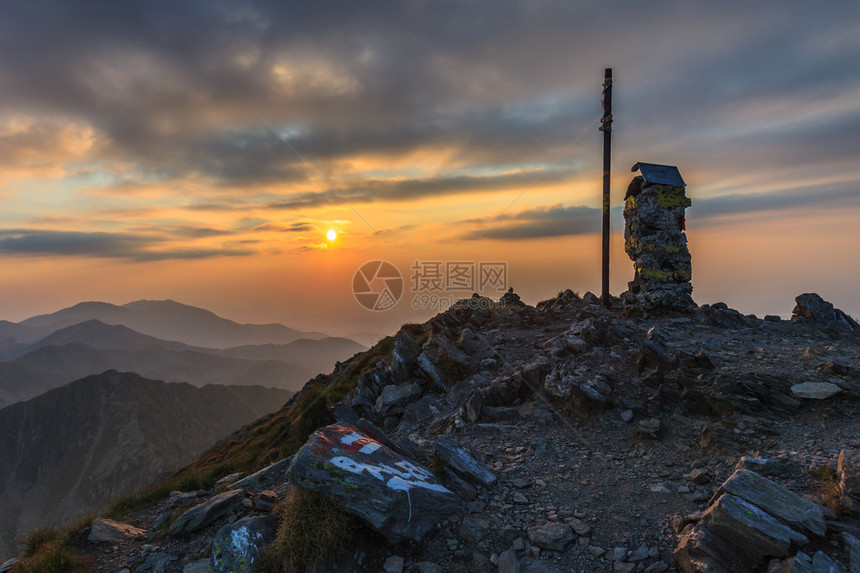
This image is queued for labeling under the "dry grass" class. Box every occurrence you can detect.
[14,517,93,573]
[257,486,356,572]
[809,464,852,516]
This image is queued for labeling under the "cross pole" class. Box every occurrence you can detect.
[600,68,613,308]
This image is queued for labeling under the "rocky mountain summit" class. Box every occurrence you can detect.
[6,289,860,573]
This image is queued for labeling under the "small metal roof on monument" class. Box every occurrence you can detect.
[631,162,685,187]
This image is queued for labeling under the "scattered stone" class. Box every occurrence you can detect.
[287,422,458,543]
[383,555,404,573]
[498,547,523,573]
[435,436,497,487]
[791,382,843,400]
[567,517,591,536]
[736,457,787,477]
[689,468,710,485]
[212,515,278,573]
[168,489,247,537]
[620,409,634,423]
[527,523,574,551]
[228,458,290,491]
[88,518,146,544]
[135,551,172,573]
[638,418,662,439]
[643,562,670,573]
[182,560,212,573]
[214,472,243,488]
[415,562,443,573]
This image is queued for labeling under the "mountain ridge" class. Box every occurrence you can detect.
[0,370,293,561]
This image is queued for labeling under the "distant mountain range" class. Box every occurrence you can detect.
[0,301,367,408]
[0,370,292,560]
[1,299,328,348]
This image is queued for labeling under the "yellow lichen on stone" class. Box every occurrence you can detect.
[655,186,692,208]
[637,267,692,282]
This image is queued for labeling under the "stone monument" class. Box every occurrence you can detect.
[622,162,695,312]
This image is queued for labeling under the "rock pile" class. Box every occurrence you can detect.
[674,467,827,571]
[623,164,695,312]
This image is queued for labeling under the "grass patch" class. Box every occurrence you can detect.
[258,487,356,572]
[809,465,851,516]
[15,517,93,573]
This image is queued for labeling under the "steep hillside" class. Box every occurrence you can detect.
[0,341,313,408]
[217,337,367,374]
[0,371,292,560]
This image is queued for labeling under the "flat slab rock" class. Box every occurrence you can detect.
[713,469,826,538]
[434,436,497,487]
[88,518,146,543]
[790,382,842,400]
[286,422,459,543]
[168,489,247,537]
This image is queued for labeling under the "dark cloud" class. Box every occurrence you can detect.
[0,229,253,260]
[460,181,860,240]
[254,221,315,232]
[689,182,860,222]
[460,204,601,240]
[0,0,858,215]
[270,167,576,210]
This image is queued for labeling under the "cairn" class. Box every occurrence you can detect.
[622,162,695,312]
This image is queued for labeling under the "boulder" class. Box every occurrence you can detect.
[435,436,497,487]
[703,494,806,559]
[792,293,860,331]
[212,515,278,573]
[418,352,447,390]
[391,331,422,380]
[498,547,523,573]
[791,382,842,400]
[88,518,146,543]
[286,422,459,543]
[712,469,826,538]
[674,522,750,573]
[168,489,247,537]
[375,383,422,413]
[527,523,574,551]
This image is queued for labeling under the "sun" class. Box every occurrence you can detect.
[326,229,337,241]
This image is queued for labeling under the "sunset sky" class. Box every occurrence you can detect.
[1,1,859,336]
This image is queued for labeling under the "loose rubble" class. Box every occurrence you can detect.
[20,288,859,573]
